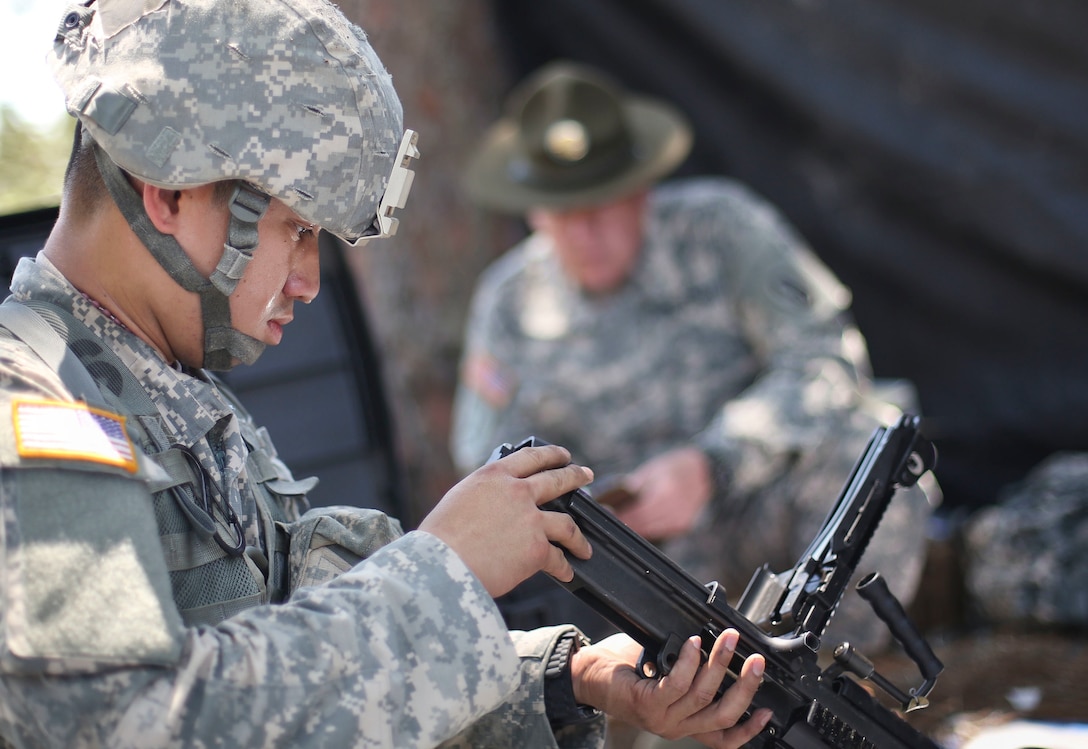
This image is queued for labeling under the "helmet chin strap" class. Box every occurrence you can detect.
[91,140,269,371]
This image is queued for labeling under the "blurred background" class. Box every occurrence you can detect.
[379,0,1088,528]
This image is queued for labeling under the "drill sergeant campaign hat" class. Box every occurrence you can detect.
[463,61,692,214]
[48,0,419,370]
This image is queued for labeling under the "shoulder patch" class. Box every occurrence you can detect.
[463,352,515,409]
[12,398,138,473]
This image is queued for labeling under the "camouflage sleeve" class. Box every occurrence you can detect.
[450,247,527,475]
[0,323,529,747]
[1,531,525,748]
[450,369,501,475]
[439,626,607,749]
[691,184,872,496]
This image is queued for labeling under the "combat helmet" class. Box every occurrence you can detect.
[49,0,419,370]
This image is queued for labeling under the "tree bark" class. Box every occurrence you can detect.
[337,0,525,526]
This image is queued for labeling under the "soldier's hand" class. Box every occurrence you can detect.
[419,444,593,597]
[571,630,771,748]
[617,446,712,541]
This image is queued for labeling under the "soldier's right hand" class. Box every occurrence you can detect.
[418,444,594,598]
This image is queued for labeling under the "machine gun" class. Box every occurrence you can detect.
[490,414,943,749]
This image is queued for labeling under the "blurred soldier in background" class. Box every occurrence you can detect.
[452,61,937,652]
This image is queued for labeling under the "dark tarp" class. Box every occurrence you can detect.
[486,0,1088,514]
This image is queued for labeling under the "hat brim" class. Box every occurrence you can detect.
[464,97,692,214]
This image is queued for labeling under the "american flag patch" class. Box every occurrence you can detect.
[463,352,515,409]
[13,398,138,473]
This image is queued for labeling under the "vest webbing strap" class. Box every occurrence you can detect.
[0,298,104,405]
[19,299,162,417]
[0,298,273,622]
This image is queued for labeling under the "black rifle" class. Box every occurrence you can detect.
[490,414,943,749]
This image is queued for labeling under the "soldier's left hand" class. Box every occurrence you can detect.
[571,629,771,748]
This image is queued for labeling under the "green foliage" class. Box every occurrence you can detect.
[0,105,74,215]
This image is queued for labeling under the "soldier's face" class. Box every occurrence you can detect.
[182,193,321,350]
[529,190,647,295]
[231,199,322,347]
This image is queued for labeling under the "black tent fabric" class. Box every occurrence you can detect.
[486,0,1088,514]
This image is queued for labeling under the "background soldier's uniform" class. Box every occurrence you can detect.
[965,451,1088,628]
[452,177,935,651]
[0,255,605,748]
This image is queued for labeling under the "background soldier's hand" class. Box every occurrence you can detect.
[571,630,771,748]
[617,446,713,541]
[419,444,593,597]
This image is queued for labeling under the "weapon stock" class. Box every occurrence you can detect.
[491,414,942,749]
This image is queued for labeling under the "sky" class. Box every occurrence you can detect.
[1,0,71,126]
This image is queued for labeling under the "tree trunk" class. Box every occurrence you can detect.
[336,0,524,526]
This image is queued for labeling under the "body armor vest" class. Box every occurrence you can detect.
[0,298,312,626]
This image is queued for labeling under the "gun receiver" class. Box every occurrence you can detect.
[491,414,942,749]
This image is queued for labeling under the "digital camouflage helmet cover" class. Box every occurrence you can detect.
[48,0,418,369]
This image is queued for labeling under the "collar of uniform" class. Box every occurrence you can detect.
[9,254,234,445]
[628,190,688,306]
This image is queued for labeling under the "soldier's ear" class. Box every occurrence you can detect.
[140,181,185,235]
[140,182,226,242]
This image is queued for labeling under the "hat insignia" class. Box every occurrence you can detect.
[544,119,590,163]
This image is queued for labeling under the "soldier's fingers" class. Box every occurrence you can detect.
[649,633,731,727]
[685,654,768,748]
[527,461,594,507]
[699,709,773,749]
[495,444,573,478]
[676,629,740,716]
[541,538,576,582]
[651,635,704,710]
[712,653,765,726]
[541,506,592,560]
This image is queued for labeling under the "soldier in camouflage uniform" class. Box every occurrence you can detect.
[0,3,773,748]
[452,62,937,653]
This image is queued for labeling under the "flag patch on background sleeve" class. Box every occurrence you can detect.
[13,398,138,473]
[463,351,515,409]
